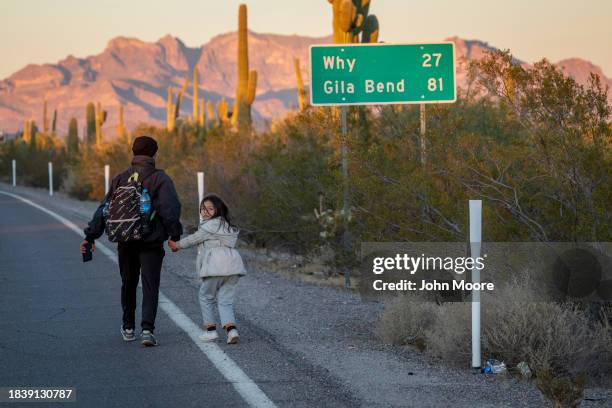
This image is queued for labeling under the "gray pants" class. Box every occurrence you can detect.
[199,275,240,329]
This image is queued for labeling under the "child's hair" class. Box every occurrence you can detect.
[200,193,235,231]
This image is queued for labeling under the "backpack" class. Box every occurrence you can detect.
[104,170,157,242]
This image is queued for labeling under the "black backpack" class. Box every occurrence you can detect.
[105,170,157,242]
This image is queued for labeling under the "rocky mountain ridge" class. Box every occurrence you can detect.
[1,32,610,135]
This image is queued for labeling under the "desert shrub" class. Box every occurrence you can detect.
[241,109,340,252]
[66,143,132,201]
[481,277,612,381]
[420,302,473,364]
[0,133,69,189]
[378,275,612,406]
[377,296,438,351]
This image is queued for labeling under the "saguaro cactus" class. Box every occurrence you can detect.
[231,4,258,128]
[193,68,199,120]
[198,98,205,127]
[361,13,379,43]
[175,77,189,120]
[166,75,189,132]
[23,119,31,143]
[294,58,308,111]
[42,100,49,133]
[29,121,38,149]
[86,102,96,144]
[217,97,230,124]
[117,103,126,139]
[95,102,102,145]
[94,101,106,147]
[51,109,57,134]
[327,0,379,44]
[207,100,216,126]
[167,87,175,132]
[245,70,257,108]
[67,117,79,154]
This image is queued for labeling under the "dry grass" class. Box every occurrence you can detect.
[378,295,438,351]
[377,273,612,406]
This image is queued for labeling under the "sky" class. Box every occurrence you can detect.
[1,0,611,79]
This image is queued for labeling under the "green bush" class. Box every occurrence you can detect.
[0,132,69,189]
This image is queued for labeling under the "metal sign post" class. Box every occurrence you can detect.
[470,200,482,369]
[11,160,16,187]
[420,104,427,164]
[340,106,351,287]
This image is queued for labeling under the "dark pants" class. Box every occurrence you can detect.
[117,242,165,332]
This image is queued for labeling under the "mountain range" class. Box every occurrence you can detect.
[1,31,610,136]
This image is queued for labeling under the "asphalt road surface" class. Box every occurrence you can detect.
[0,191,356,408]
[5,184,610,408]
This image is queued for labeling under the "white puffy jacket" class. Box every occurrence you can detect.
[175,217,246,278]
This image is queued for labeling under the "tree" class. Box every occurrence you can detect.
[465,50,612,241]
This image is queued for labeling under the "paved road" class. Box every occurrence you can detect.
[0,192,356,408]
[12,184,606,408]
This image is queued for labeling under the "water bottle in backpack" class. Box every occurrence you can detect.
[140,188,152,236]
[102,201,110,219]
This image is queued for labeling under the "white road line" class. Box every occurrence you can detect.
[0,190,277,408]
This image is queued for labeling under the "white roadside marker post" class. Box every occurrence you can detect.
[48,162,53,196]
[470,200,482,369]
[197,172,205,220]
[12,159,16,187]
[104,165,110,195]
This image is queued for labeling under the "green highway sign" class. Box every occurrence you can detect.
[310,42,456,106]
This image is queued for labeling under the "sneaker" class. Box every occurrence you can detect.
[226,328,239,344]
[141,330,158,347]
[199,330,219,342]
[121,326,136,342]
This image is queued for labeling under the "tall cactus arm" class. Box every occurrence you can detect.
[361,14,379,43]
[245,70,258,105]
[338,0,356,33]
[207,100,216,123]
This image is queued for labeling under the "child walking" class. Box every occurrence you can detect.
[168,194,246,344]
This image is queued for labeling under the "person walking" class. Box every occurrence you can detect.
[79,135,182,347]
[168,194,246,344]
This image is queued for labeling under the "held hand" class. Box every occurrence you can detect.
[168,240,179,252]
[80,240,95,254]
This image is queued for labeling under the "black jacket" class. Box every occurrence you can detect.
[84,155,183,244]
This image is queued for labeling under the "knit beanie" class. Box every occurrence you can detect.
[132,136,158,157]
